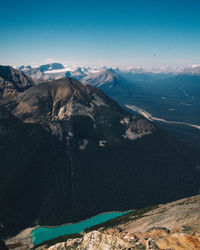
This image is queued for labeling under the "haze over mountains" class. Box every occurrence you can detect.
[15,63,200,123]
[16,63,200,80]
[1,65,200,240]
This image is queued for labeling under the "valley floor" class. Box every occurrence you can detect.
[126,104,200,130]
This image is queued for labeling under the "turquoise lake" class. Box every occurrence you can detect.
[31,211,129,245]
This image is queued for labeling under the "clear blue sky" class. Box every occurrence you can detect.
[1,0,200,67]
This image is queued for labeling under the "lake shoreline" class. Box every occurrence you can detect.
[31,210,132,246]
[32,209,133,230]
[5,209,132,248]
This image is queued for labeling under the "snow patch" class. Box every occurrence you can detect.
[99,140,106,147]
[79,139,88,150]
[123,127,152,141]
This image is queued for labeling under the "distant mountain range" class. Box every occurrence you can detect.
[16,63,107,82]
[15,63,200,81]
[1,65,200,239]
[3,64,200,147]
[28,63,198,148]
[15,63,200,124]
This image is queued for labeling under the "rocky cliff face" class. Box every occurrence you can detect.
[35,195,200,250]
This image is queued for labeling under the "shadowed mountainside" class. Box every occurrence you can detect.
[0,67,200,240]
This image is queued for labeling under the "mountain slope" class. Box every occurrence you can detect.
[0,66,34,99]
[0,106,71,237]
[21,67,46,82]
[65,67,87,80]
[81,69,128,88]
[86,70,200,149]
[1,74,200,239]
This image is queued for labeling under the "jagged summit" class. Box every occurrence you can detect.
[82,68,125,88]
